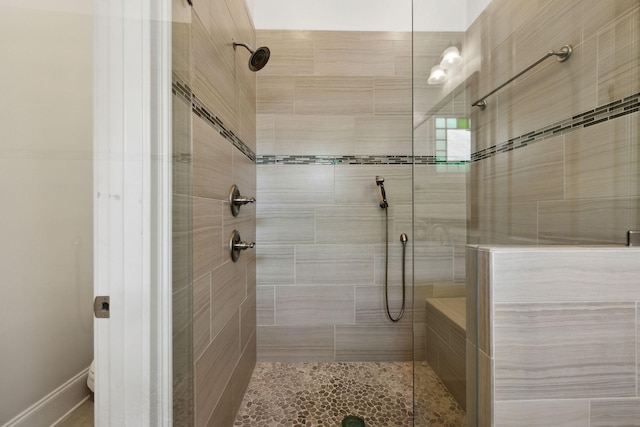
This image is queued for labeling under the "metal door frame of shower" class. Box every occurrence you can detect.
[93,0,172,425]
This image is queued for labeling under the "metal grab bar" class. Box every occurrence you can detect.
[472,45,573,110]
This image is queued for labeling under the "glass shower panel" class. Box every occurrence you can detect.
[412,2,470,425]
[172,0,194,423]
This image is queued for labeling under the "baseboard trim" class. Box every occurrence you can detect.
[2,367,90,427]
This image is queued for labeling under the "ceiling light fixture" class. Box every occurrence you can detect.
[440,46,463,69]
[427,65,447,85]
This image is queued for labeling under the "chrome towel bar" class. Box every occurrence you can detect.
[472,44,573,110]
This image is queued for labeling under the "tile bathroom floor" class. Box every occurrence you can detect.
[235,361,465,427]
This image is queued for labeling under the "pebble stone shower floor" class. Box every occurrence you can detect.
[235,361,465,427]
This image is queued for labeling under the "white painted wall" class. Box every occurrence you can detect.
[248,0,492,31]
[0,2,94,424]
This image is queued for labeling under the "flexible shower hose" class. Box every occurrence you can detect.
[383,207,406,322]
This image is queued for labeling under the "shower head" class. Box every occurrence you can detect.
[375,176,388,208]
[233,40,271,72]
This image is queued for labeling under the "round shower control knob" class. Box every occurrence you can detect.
[229,230,255,262]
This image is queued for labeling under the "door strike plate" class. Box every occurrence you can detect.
[94,296,110,318]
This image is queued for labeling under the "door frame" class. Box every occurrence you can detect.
[93,0,172,425]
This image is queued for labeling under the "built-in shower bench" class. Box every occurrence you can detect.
[425,296,466,410]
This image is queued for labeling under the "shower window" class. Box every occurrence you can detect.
[434,117,471,163]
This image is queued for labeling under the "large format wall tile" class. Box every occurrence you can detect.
[275,285,355,326]
[192,114,233,200]
[257,325,335,362]
[294,76,374,116]
[316,205,386,244]
[256,205,315,244]
[494,400,590,427]
[256,245,295,285]
[494,302,636,400]
[295,244,375,285]
[335,325,412,361]
[491,248,640,303]
[257,165,334,205]
[590,398,640,427]
[195,312,240,427]
[192,197,223,280]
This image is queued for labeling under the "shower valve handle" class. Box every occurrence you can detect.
[233,241,255,250]
[229,230,255,262]
[233,196,256,205]
[229,184,256,216]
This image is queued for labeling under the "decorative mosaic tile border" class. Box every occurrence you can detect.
[174,73,638,167]
[172,76,257,162]
[256,155,468,165]
[472,92,639,162]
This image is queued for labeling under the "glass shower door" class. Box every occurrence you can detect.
[412,1,470,425]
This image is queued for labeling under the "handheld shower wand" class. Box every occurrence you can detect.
[376,176,388,208]
[375,176,406,322]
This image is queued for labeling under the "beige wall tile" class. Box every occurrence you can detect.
[334,164,412,205]
[478,249,491,356]
[495,400,590,427]
[256,285,274,326]
[565,112,634,200]
[473,202,539,245]
[240,290,256,351]
[210,261,246,342]
[255,37,314,75]
[192,114,233,200]
[173,95,192,196]
[204,333,256,427]
[494,302,636,400]
[482,137,564,203]
[192,15,238,133]
[195,312,240,427]
[257,75,295,114]
[355,285,412,327]
[256,245,295,285]
[173,194,192,293]
[232,147,257,197]
[538,198,640,244]
[270,114,356,155]
[373,240,414,287]
[465,246,478,347]
[294,76,374,115]
[413,244,455,284]
[590,398,640,427]
[414,164,467,205]
[314,40,396,77]
[316,205,386,244]
[257,165,334,205]
[491,249,640,303]
[354,115,412,156]
[256,205,315,244]
[597,7,640,105]
[374,77,412,115]
[275,285,355,326]
[439,340,466,410]
[478,349,493,427]
[192,197,223,280]
[335,325,412,361]
[465,341,477,427]
[296,244,374,285]
[193,274,211,359]
[257,325,335,362]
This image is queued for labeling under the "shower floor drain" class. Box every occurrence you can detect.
[342,415,366,427]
